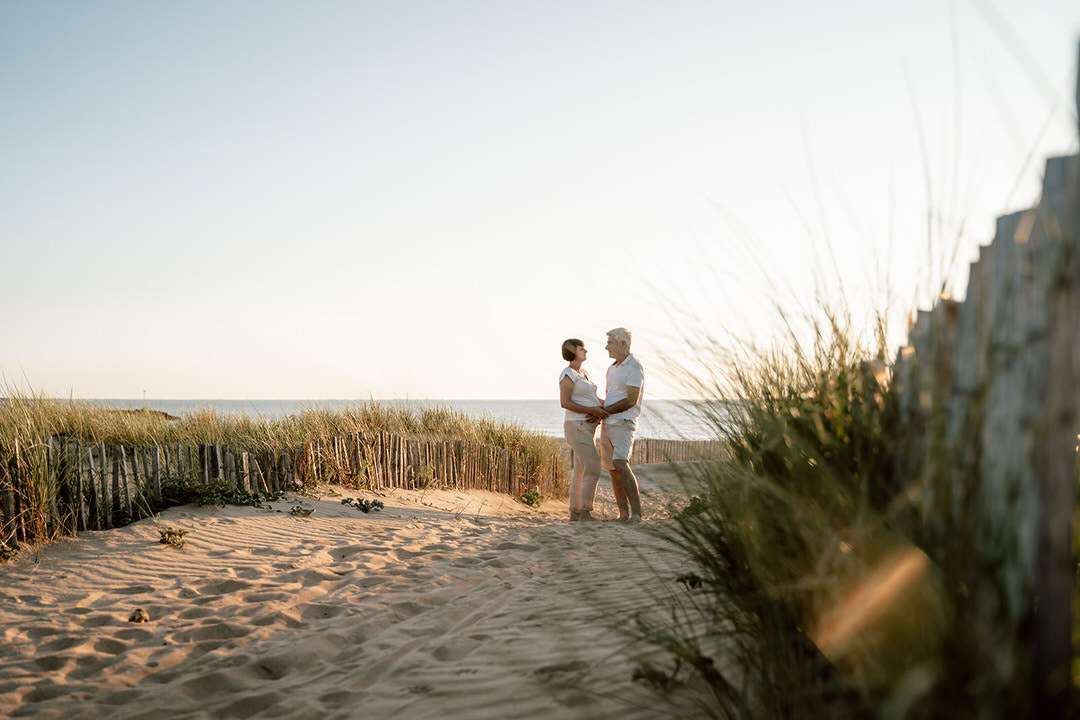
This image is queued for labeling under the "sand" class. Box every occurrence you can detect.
[0,464,704,719]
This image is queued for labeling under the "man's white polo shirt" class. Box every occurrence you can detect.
[604,354,644,425]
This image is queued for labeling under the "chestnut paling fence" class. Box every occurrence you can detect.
[888,56,1079,717]
[0,432,563,545]
[628,438,724,464]
[0,430,720,548]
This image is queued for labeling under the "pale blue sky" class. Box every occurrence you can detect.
[2,1,1078,399]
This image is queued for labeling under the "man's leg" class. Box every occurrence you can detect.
[613,459,641,519]
[600,424,629,519]
[609,466,630,520]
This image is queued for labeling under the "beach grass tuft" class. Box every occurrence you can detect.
[632,309,964,718]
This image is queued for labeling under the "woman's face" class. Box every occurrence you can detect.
[575,345,588,362]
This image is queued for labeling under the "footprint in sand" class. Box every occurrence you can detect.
[353,575,390,589]
[535,659,590,676]
[219,691,286,719]
[422,542,454,552]
[248,654,291,680]
[250,611,303,629]
[68,655,111,680]
[178,607,217,620]
[114,627,153,641]
[495,542,539,551]
[431,638,480,662]
[298,603,348,621]
[94,637,127,655]
[23,683,68,703]
[329,544,372,561]
[32,654,71,672]
[198,579,254,595]
[26,626,63,640]
[96,688,142,706]
[171,621,250,643]
[389,601,424,620]
[242,591,292,604]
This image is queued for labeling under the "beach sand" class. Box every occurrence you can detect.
[0,463,703,719]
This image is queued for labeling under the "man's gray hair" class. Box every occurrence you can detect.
[606,327,632,348]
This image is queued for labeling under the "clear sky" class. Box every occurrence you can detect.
[1,1,1078,399]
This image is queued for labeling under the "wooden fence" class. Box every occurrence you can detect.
[0,431,563,547]
[629,437,724,464]
[891,54,1078,716]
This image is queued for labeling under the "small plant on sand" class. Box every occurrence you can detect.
[0,541,18,561]
[520,487,543,507]
[340,497,384,513]
[158,527,188,548]
[415,463,437,490]
[288,504,314,517]
[160,475,286,511]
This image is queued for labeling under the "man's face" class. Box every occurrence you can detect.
[605,335,623,358]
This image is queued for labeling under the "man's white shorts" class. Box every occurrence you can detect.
[600,419,637,470]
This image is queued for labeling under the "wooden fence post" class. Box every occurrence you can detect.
[151,447,161,504]
[73,440,86,531]
[0,453,15,547]
[1028,152,1078,715]
[84,447,99,530]
[108,445,120,526]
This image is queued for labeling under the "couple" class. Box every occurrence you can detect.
[558,327,644,523]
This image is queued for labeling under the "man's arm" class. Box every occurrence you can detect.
[561,376,610,418]
[603,386,640,414]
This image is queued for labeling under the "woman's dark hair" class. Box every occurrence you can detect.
[561,338,583,362]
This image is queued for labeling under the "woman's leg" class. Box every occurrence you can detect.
[580,426,602,513]
[564,421,586,514]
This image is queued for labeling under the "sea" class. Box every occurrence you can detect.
[80,399,723,441]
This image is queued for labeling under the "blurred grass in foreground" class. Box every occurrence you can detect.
[629,310,1025,719]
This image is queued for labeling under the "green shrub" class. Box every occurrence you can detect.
[158,526,188,548]
[521,487,543,507]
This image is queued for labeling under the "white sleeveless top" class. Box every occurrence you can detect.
[559,366,601,421]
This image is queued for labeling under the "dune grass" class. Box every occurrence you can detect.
[0,393,567,549]
[630,311,970,718]
[0,394,561,462]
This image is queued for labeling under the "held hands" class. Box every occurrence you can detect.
[586,406,610,421]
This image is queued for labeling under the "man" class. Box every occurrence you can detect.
[600,327,644,522]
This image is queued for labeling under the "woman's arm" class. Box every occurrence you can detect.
[560,376,610,417]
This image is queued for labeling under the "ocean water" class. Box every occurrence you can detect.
[81,399,722,441]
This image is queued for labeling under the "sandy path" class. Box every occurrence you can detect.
[0,464,702,719]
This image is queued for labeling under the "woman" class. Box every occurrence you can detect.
[559,338,608,521]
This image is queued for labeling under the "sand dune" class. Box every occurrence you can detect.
[0,464,703,719]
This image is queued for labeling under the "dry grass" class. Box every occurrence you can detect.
[0,393,567,548]
[631,311,961,719]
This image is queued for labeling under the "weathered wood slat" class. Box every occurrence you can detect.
[151,447,161,504]
[0,453,15,546]
[893,146,1079,713]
